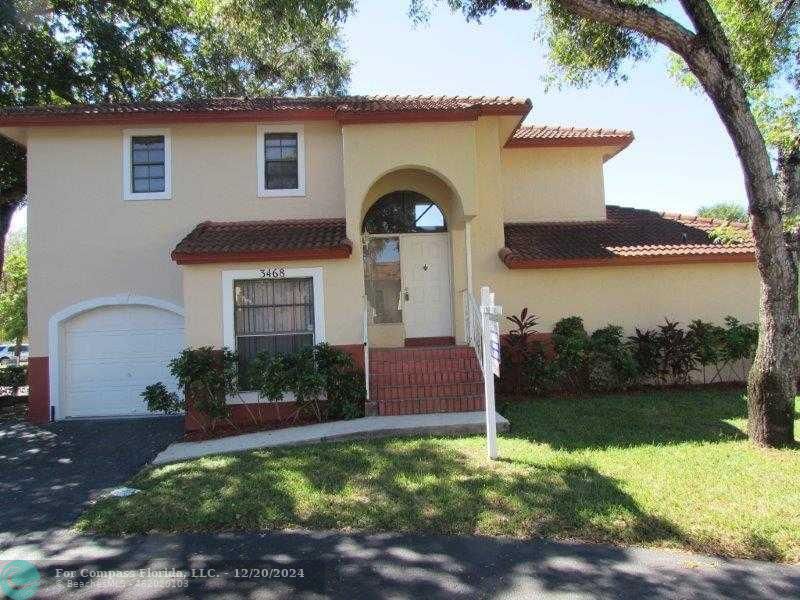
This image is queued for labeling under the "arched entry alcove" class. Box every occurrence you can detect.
[362,186,458,347]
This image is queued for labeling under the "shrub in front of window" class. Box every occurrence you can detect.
[249,343,365,423]
[247,351,292,423]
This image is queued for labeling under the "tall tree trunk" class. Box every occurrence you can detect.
[551,0,799,446]
[683,49,799,448]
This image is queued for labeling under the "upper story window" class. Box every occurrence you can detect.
[257,124,305,197]
[122,129,172,201]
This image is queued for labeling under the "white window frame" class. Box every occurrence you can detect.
[222,267,325,403]
[256,123,306,198]
[122,128,172,201]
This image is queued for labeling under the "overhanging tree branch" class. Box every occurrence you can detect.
[678,0,737,67]
[550,0,696,53]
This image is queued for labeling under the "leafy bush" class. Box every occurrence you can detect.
[697,202,748,223]
[654,319,697,385]
[586,325,638,392]
[521,342,560,395]
[168,347,239,431]
[502,311,758,396]
[551,316,590,392]
[141,382,183,414]
[628,328,660,382]
[314,343,366,420]
[249,343,365,423]
[687,319,726,383]
[709,224,749,246]
[0,364,26,395]
[721,316,758,380]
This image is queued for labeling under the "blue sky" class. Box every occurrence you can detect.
[341,1,747,216]
[8,1,745,234]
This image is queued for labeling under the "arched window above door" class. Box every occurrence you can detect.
[362,191,447,234]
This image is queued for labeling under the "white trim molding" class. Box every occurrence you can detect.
[48,295,185,420]
[222,267,325,403]
[122,128,172,201]
[256,123,306,198]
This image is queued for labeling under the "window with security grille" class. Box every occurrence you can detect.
[233,278,314,388]
[130,135,166,193]
[264,133,299,190]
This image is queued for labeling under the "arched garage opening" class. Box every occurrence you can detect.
[49,295,185,419]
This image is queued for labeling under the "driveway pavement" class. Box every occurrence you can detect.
[0,414,182,536]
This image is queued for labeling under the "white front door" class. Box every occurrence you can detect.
[400,233,453,339]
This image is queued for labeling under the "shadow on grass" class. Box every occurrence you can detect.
[80,439,684,551]
[499,388,753,450]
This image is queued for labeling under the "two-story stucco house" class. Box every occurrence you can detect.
[0,95,760,426]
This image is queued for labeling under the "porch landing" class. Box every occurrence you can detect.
[152,411,509,465]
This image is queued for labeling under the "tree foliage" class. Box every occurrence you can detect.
[0,0,355,268]
[0,232,27,346]
[698,202,749,222]
[1,0,353,106]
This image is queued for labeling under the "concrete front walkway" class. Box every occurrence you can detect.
[153,410,509,464]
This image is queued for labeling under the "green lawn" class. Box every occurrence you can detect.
[77,389,800,562]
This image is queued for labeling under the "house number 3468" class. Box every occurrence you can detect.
[260,268,286,278]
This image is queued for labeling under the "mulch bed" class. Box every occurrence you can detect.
[184,414,322,442]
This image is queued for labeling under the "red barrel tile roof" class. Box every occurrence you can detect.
[500,206,754,268]
[508,125,634,149]
[171,219,352,264]
[0,95,531,125]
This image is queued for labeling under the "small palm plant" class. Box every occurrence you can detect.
[501,308,539,394]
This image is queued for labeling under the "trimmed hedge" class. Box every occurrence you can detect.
[499,312,757,396]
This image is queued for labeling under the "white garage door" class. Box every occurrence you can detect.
[62,305,184,418]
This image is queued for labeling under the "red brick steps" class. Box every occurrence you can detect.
[368,346,485,416]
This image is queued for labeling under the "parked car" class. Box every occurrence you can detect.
[0,344,28,366]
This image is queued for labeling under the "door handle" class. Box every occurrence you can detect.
[403,288,410,302]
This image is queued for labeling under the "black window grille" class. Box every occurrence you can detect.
[233,278,314,388]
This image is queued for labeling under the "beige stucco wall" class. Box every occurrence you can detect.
[490,261,760,335]
[500,146,611,223]
[181,259,363,348]
[25,120,345,354]
[22,112,760,361]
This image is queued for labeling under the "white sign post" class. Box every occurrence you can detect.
[480,286,502,460]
